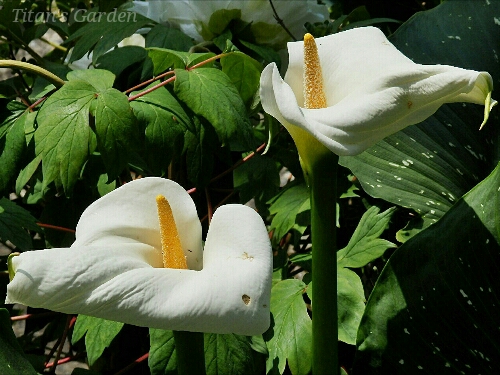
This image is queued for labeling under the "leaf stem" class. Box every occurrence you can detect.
[309,153,339,375]
[0,60,65,87]
[127,75,176,101]
[187,53,230,70]
[173,331,206,375]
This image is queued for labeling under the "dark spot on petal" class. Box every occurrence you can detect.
[242,294,251,305]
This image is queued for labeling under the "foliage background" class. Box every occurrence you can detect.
[0,0,498,374]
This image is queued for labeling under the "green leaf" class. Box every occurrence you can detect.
[239,40,281,67]
[92,88,140,178]
[65,9,151,63]
[0,197,40,250]
[337,206,397,268]
[35,80,97,194]
[95,46,148,77]
[268,183,310,243]
[145,24,193,51]
[264,279,312,375]
[130,86,189,175]
[67,69,116,92]
[0,309,38,375]
[207,9,241,35]
[149,329,177,375]
[340,0,500,241]
[354,162,500,374]
[307,269,366,346]
[336,268,366,345]
[0,111,33,194]
[221,52,262,107]
[233,154,280,208]
[71,315,124,367]
[184,116,218,188]
[35,70,116,194]
[174,67,254,148]
[147,48,215,74]
[205,333,259,375]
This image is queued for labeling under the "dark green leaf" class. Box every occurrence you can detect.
[337,207,397,268]
[268,183,310,243]
[264,279,312,375]
[95,46,148,77]
[0,197,40,250]
[71,315,124,367]
[207,9,241,35]
[149,329,177,375]
[0,111,32,194]
[340,0,500,241]
[0,309,38,375]
[221,52,262,107]
[147,48,215,74]
[239,40,281,67]
[233,154,280,208]
[174,68,254,149]
[205,333,258,375]
[184,116,217,188]
[65,9,151,63]
[130,86,189,175]
[354,162,500,374]
[92,88,140,179]
[145,24,193,51]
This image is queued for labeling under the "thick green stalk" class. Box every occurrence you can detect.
[173,330,206,375]
[308,153,339,375]
[0,60,65,87]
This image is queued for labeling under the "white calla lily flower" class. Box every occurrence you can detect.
[131,0,328,47]
[260,27,497,159]
[6,177,272,336]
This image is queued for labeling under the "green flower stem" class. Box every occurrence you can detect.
[0,60,65,88]
[308,153,339,375]
[173,330,206,375]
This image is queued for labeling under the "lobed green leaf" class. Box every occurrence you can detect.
[174,67,254,149]
[264,279,312,375]
[71,315,124,367]
[0,197,40,250]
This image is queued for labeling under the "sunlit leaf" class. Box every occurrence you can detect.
[264,279,312,375]
[149,329,177,375]
[221,52,262,108]
[72,315,124,367]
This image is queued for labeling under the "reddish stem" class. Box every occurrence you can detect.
[37,223,76,234]
[45,353,85,368]
[186,142,267,196]
[128,75,176,102]
[114,353,149,375]
[211,142,267,184]
[11,311,60,321]
[187,53,229,70]
[200,190,237,223]
[124,70,175,94]
[46,315,73,373]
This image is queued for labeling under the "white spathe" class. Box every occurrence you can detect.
[131,0,328,46]
[6,178,272,336]
[260,27,497,157]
